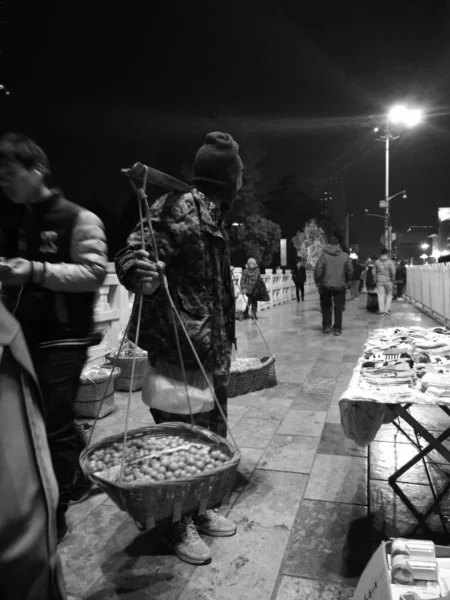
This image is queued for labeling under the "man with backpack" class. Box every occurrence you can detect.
[364,258,378,312]
[314,237,353,335]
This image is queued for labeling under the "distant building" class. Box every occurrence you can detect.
[304,175,347,236]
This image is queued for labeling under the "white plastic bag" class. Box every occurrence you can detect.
[142,360,215,414]
[235,293,247,313]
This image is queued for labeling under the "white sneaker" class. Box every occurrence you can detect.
[163,518,212,565]
[195,509,237,537]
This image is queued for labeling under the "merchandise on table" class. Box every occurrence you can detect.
[339,326,450,446]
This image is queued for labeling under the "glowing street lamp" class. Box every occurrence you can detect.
[376,104,423,254]
[420,243,430,250]
[388,105,423,128]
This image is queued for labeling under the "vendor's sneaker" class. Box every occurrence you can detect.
[332,328,342,336]
[379,312,385,316]
[163,518,212,565]
[386,310,392,315]
[323,327,332,334]
[195,509,237,537]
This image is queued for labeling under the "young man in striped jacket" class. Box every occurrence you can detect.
[0,133,108,543]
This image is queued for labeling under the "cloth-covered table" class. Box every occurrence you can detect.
[339,326,450,537]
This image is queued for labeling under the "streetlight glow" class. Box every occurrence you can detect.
[388,104,423,127]
[420,243,430,250]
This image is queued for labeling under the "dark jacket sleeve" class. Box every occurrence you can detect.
[314,255,325,285]
[345,257,353,284]
[114,194,184,293]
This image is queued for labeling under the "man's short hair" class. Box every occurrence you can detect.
[0,132,51,182]
[329,236,339,245]
[380,248,388,255]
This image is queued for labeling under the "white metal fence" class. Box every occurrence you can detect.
[406,264,450,326]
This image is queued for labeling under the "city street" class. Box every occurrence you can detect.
[60,293,442,600]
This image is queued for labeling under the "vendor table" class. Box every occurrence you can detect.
[340,346,450,540]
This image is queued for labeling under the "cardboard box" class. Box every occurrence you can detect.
[353,542,450,600]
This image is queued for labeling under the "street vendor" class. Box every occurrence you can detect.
[115,131,243,566]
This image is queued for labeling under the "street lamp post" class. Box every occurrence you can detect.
[375,105,423,254]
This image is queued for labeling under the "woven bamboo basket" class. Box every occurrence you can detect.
[105,352,149,392]
[79,422,241,530]
[227,356,277,398]
[74,366,121,419]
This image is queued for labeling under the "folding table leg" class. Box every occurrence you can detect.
[388,406,450,540]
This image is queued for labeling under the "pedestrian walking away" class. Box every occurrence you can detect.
[115,131,243,566]
[314,236,353,336]
[350,259,362,300]
[374,248,396,316]
[363,258,378,312]
[0,133,108,544]
[291,257,306,302]
[241,257,261,319]
[394,260,407,300]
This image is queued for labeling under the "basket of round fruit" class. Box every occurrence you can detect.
[105,342,149,392]
[79,422,241,530]
[74,364,121,419]
[226,355,277,398]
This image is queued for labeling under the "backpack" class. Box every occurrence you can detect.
[366,267,375,288]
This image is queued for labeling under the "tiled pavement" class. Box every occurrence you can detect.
[61,293,445,600]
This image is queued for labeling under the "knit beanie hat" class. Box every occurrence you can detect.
[193,132,243,203]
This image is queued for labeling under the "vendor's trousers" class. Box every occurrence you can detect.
[150,376,228,439]
[320,288,346,331]
[31,346,88,530]
[0,344,66,599]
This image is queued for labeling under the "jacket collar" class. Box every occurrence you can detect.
[192,189,226,238]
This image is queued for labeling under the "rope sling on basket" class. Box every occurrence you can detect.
[228,272,277,398]
[79,163,241,531]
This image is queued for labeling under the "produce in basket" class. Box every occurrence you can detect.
[86,434,231,485]
[230,357,262,372]
[80,364,118,384]
[107,341,148,359]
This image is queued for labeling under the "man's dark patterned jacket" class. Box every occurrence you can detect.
[115,189,236,384]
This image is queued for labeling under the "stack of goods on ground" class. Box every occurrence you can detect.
[106,340,149,391]
[354,538,450,600]
[75,364,120,419]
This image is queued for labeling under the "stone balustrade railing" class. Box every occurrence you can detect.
[85,264,317,365]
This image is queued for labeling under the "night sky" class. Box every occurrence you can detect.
[2,0,450,257]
